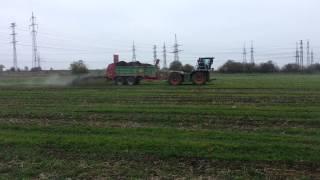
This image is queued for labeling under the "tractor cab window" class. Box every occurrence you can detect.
[197,58,213,70]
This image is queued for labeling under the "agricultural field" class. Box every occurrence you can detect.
[0,73,320,179]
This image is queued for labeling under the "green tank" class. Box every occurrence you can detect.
[106,61,159,86]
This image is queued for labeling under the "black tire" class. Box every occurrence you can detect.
[168,72,182,86]
[192,72,206,85]
[115,77,125,86]
[135,78,141,85]
[126,77,136,86]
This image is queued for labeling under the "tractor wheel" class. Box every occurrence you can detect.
[126,77,136,86]
[192,72,206,85]
[115,77,125,86]
[168,72,182,86]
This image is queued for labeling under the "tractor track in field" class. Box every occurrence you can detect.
[0,113,319,131]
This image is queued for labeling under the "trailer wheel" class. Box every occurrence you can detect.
[115,77,125,86]
[126,77,136,86]
[192,72,206,85]
[168,72,182,86]
[135,78,141,85]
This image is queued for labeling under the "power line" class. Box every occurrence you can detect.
[10,23,18,71]
[311,49,314,65]
[16,39,134,53]
[163,43,167,69]
[242,43,247,63]
[12,40,307,57]
[12,42,302,57]
[27,26,157,47]
[30,12,40,69]
[4,28,316,57]
[172,34,182,62]
[153,45,157,64]
[250,41,255,64]
[295,42,299,65]
[132,41,137,62]
[307,40,310,66]
[2,25,319,67]
[37,52,41,68]
[299,40,304,69]
[7,27,156,50]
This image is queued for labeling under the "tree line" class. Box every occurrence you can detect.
[2,60,320,74]
[218,60,320,73]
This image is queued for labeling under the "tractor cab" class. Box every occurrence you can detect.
[197,57,214,71]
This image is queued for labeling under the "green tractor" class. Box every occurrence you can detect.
[168,57,214,85]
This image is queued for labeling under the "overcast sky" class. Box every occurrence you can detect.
[0,0,319,70]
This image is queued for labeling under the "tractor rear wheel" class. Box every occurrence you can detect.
[168,72,182,86]
[192,72,206,85]
[115,77,125,86]
[126,77,136,86]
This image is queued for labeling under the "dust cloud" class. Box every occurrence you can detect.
[0,74,94,87]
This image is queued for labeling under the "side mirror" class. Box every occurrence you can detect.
[155,59,160,66]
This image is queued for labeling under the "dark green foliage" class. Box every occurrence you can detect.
[257,61,279,73]
[243,63,257,73]
[169,61,183,71]
[183,64,195,73]
[220,61,320,74]
[219,60,244,73]
[306,63,320,73]
[219,60,279,73]
[30,67,42,72]
[70,60,89,74]
[282,63,301,72]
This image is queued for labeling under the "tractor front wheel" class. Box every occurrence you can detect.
[168,72,182,86]
[192,72,206,85]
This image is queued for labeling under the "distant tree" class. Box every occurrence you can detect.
[0,65,4,72]
[183,64,194,73]
[243,63,257,73]
[282,63,300,73]
[306,63,320,73]
[257,61,279,73]
[219,60,281,73]
[169,61,183,71]
[70,60,89,74]
[219,60,245,73]
[30,67,42,72]
[24,66,29,71]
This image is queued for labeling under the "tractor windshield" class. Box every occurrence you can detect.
[197,58,213,70]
